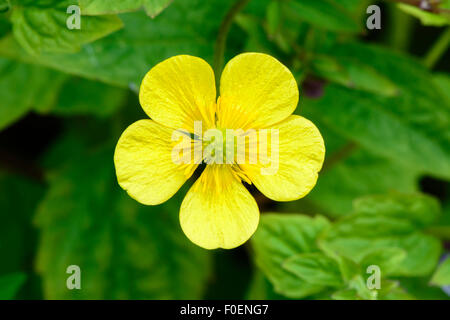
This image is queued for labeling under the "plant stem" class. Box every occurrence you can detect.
[423,27,450,69]
[213,0,251,87]
[387,2,414,51]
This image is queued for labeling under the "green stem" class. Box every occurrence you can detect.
[423,27,450,69]
[213,0,251,87]
[387,3,414,51]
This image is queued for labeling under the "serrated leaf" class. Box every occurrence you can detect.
[0,0,233,87]
[251,214,330,298]
[11,0,123,55]
[431,257,450,286]
[353,193,441,228]
[283,253,343,287]
[325,233,441,277]
[323,194,442,276]
[35,145,211,299]
[304,43,450,180]
[79,0,172,18]
[360,248,407,276]
[0,57,66,130]
[326,214,418,239]
[0,272,26,299]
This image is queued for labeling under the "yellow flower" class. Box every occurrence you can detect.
[114,53,325,249]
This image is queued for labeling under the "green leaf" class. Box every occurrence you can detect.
[325,233,441,277]
[32,75,69,113]
[338,0,371,17]
[431,257,450,286]
[79,0,173,18]
[0,12,11,38]
[282,122,419,218]
[332,275,378,300]
[0,272,26,299]
[398,3,450,26]
[283,0,362,33]
[283,253,343,287]
[304,43,450,180]
[400,277,450,299]
[326,215,417,239]
[323,194,442,276]
[0,57,67,130]
[307,148,420,217]
[310,55,399,97]
[332,279,408,300]
[331,288,359,300]
[11,0,123,55]
[0,0,9,11]
[48,77,128,117]
[347,275,377,300]
[434,73,450,104]
[305,86,450,179]
[377,280,415,300]
[0,0,233,87]
[360,248,406,276]
[35,145,211,299]
[334,254,361,283]
[0,58,37,129]
[353,193,441,228]
[251,213,330,298]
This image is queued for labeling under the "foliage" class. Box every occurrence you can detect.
[0,0,449,300]
[252,193,444,299]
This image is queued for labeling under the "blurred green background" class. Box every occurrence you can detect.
[0,0,449,300]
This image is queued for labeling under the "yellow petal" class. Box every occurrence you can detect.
[180,165,259,249]
[114,119,196,205]
[218,52,299,129]
[139,55,217,132]
[240,115,325,201]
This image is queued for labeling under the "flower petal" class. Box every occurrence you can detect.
[218,52,299,129]
[114,119,196,205]
[139,55,217,132]
[180,165,259,249]
[240,115,325,201]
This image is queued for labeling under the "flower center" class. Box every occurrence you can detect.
[202,128,236,164]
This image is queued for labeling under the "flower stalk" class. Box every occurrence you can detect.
[213,0,252,87]
[423,27,450,69]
